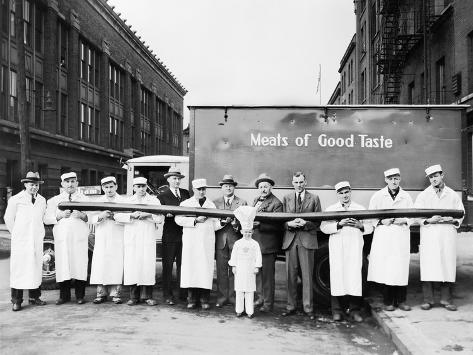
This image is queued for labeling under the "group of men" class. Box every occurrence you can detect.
[4,164,464,324]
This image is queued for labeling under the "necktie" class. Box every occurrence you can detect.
[31,195,36,204]
[68,193,72,202]
[297,192,302,211]
[226,199,231,208]
[175,189,180,201]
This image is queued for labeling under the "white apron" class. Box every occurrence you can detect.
[89,194,125,285]
[320,201,373,297]
[175,197,222,289]
[367,187,413,286]
[415,185,464,282]
[114,193,163,286]
[228,238,262,292]
[5,190,46,289]
[44,192,89,282]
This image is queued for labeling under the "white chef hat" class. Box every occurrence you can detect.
[133,177,147,185]
[192,178,208,189]
[425,164,442,176]
[101,176,116,185]
[334,181,351,192]
[234,206,257,231]
[384,168,400,177]
[61,172,77,181]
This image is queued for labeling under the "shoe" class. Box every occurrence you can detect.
[259,305,273,313]
[12,303,21,311]
[247,314,254,319]
[165,299,175,305]
[398,303,411,311]
[201,303,210,310]
[440,302,457,311]
[420,303,432,310]
[77,298,86,305]
[93,297,106,304]
[28,298,47,306]
[305,312,316,320]
[55,298,69,305]
[187,303,197,309]
[332,313,342,322]
[112,298,122,304]
[236,312,244,317]
[145,299,158,306]
[281,309,297,317]
[352,312,363,323]
[384,305,395,311]
[127,299,139,306]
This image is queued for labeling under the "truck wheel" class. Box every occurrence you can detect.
[313,243,331,306]
[41,238,58,290]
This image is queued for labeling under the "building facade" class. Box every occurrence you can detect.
[0,0,187,210]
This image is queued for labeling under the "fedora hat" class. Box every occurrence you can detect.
[21,171,44,184]
[164,166,185,179]
[254,173,275,187]
[219,174,238,186]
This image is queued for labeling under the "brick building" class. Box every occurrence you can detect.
[0,0,187,208]
[328,34,356,105]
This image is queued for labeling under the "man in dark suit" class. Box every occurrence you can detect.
[213,175,248,308]
[252,173,283,312]
[157,167,190,305]
[281,171,321,320]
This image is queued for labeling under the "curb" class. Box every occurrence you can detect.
[371,308,412,355]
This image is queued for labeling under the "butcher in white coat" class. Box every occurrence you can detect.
[89,176,125,304]
[114,177,163,306]
[44,172,89,305]
[414,164,464,311]
[175,178,222,310]
[320,181,373,322]
[5,172,47,311]
[367,168,414,311]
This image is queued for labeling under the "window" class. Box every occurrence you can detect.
[10,4,15,38]
[1,0,8,34]
[360,23,366,55]
[140,87,151,153]
[468,31,473,92]
[0,66,7,120]
[80,41,99,86]
[436,57,446,104]
[360,69,366,102]
[109,63,124,150]
[23,0,32,46]
[25,77,32,102]
[10,70,17,107]
[35,5,43,52]
[109,63,124,101]
[58,21,68,68]
[80,102,99,143]
[408,81,415,104]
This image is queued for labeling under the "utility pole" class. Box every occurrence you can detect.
[15,0,30,177]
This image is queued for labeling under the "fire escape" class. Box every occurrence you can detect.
[376,0,438,104]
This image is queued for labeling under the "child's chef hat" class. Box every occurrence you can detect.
[234,206,257,231]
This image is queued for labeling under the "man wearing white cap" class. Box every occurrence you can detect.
[213,174,247,308]
[320,181,373,322]
[5,172,47,311]
[114,177,164,306]
[368,168,414,311]
[229,206,262,318]
[175,178,222,309]
[44,172,89,304]
[157,167,190,305]
[89,176,125,304]
[414,164,464,311]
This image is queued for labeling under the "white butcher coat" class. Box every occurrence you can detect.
[5,190,46,289]
[228,238,262,292]
[320,201,373,297]
[414,185,464,282]
[175,197,222,290]
[114,193,163,286]
[44,191,89,282]
[89,194,125,285]
[367,187,413,286]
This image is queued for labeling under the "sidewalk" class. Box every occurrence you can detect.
[367,232,473,355]
[0,224,10,253]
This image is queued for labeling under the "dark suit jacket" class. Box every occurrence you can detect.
[282,191,321,250]
[214,195,248,250]
[252,193,283,254]
[158,188,190,243]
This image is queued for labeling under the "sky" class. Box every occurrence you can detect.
[108,0,356,124]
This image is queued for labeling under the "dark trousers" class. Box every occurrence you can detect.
[331,295,362,315]
[256,253,276,308]
[59,279,86,300]
[382,285,407,306]
[187,288,210,304]
[130,285,154,301]
[422,281,453,304]
[11,288,41,304]
[162,242,184,299]
[216,243,235,303]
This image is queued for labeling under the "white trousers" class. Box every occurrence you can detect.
[235,291,254,315]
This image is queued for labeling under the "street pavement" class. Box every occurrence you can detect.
[367,232,473,355]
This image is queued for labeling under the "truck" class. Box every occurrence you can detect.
[116,104,468,304]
